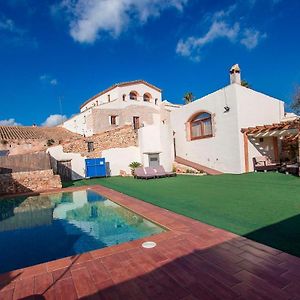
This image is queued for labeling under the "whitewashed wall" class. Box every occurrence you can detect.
[63,109,93,137]
[171,85,242,173]
[80,83,162,112]
[138,113,174,172]
[102,146,141,176]
[170,84,285,174]
[47,146,86,180]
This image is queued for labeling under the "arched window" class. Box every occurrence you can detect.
[143,93,152,102]
[129,91,138,100]
[189,112,212,140]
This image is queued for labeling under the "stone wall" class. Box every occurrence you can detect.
[0,152,51,174]
[62,125,138,158]
[0,169,62,195]
[91,105,159,133]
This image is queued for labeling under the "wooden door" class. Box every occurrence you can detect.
[133,116,140,130]
[57,160,72,181]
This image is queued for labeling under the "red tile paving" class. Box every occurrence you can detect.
[1,185,300,299]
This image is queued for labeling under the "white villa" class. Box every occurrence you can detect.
[54,64,296,177]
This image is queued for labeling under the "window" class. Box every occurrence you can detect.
[189,112,212,140]
[155,98,158,105]
[133,116,140,129]
[108,94,111,102]
[87,141,94,152]
[96,100,99,106]
[143,93,151,102]
[122,94,126,101]
[129,91,138,100]
[110,115,117,125]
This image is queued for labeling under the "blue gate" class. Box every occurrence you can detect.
[85,158,106,178]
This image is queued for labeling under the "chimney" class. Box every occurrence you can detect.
[230,64,241,85]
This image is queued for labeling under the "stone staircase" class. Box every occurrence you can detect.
[175,156,223,175]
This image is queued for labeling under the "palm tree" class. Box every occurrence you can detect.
[183,92,195,104]
[241,80,251,88]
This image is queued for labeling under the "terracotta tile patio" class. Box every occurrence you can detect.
[1,185,300,299]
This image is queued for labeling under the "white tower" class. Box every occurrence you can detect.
[230,64,241,85]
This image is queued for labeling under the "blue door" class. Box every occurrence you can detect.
[85,158,106,178]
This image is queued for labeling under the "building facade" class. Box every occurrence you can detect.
[171,82,284,173]
[61,80,176,176]
[63,80,163,137]
[60,66,290,176]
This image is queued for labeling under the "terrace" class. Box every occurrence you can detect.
[1,173,300,299]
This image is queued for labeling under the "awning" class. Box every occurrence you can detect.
[241,119,300,138]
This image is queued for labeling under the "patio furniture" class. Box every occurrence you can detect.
[154,165,176,177]
[144,167,160,178]
[134,167,155,179]
[252,156,280,172]
[281,163,300,176]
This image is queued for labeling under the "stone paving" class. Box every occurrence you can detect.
[1,185,300,299]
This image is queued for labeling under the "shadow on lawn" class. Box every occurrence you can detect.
[245,214,300,257]
[62,181,74,188]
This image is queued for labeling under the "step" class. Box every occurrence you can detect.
[175,156,223,175]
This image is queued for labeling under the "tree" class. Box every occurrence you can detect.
[183,92,195,104]
[291,85,300,115]
[241,80,251,88]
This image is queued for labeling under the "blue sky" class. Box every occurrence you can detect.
[0,0,299,126]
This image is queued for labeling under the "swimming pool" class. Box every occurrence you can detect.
[0,189,165,273]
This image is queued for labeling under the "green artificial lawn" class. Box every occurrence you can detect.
[63,173,300,256]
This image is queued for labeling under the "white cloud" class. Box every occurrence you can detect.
[0,118,22,126]
[0,14,37,48]
[0,14,26,36]
[58,0,188,43]
[240,28,267,50]
[50,79,58,86]
[40,74,58,86]
[176,4,267,61]
[176,20,240,61]
[0,17,16,32]
[41,114,67,127]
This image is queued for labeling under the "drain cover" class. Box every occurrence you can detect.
[142,241,157,249]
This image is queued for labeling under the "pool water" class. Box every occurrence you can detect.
[0,189,165,273]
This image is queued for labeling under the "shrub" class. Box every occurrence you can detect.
[46,139,55,147]
[129,161,142,175]
[186,169,196,174]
